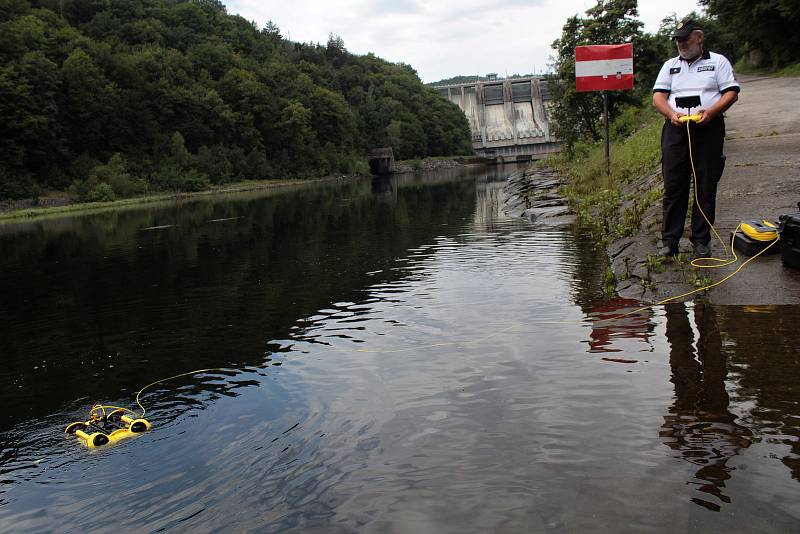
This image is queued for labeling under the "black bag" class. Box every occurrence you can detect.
[778,205,800,269]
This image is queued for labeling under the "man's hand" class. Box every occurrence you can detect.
[695,108,713,125]
[653,92,683,126]
[696,91,738,125]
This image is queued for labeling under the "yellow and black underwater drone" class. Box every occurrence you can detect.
[64,368,219,448]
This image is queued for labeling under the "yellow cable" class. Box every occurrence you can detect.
[129,327,530,416]
[657,236,779,305]
[596,120,780,324]
[134,368,223,417]
[689,223,740,269]
[593,234,779,324]
[685,121,777,269]
[77,122,784,423]
[741,220,778,241]
[685,120,737,269]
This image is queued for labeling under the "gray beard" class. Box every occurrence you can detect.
[679,46,702,61]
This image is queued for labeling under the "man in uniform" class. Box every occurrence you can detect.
[652,18,740,257]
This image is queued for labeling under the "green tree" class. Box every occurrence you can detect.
[0,14,48,60]
[0,0,29,21]
[92,153,147,197]
[196,144,232,184]
[218,67,279,152]
[0,0,472,199]
[305,86,356,153]
[699,0,800,68]
[119,18,167,46]
[152,131,209,191]
[243,146,271,179]
[549,0,644,151]
[187,38,236,79]
[386,118,426,160]
[69,152,147,201]
[326,33,346,68]
[0,51,64,193]
[277,100,320,174]
[61,48,118,157]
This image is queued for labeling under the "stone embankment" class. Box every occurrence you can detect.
[0,196,71,214]
[392,158,465,174]
[502,166,575,225]
[503,76,800,305]
[610,75,800,305]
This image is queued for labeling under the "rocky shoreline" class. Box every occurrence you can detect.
[502,166,575,225]
[601,167,699,303]
[0,195,72,215]
[392,157,467,174]
[608,76,800,305]
[504,76,800,306]
[0,157,476,220]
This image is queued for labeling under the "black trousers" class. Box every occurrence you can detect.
[661,117,726,247]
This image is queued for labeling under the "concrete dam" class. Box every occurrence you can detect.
[434,76,559,162]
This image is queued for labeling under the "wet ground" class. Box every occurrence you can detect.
[607,75,800,305]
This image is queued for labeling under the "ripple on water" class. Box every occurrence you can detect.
[2,179,800,532]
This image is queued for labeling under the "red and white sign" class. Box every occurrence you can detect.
[575,44,634,92]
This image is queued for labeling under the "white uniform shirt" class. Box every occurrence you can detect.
[653,50,740,114]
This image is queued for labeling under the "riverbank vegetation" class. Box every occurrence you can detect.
[734,61,800,78]
[0,0,472,202]
[0,176,310,221]
[543,0,799,242]
[543,0,668,244]
[542,108,662,246]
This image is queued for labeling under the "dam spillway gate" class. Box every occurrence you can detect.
[434,76,560,162]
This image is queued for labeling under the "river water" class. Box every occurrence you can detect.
[1,166,799,532]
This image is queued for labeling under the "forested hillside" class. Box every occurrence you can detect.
[428,73,534,87]
[0,0,472,201]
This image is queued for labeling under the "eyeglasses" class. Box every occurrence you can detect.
[673,36,691,43]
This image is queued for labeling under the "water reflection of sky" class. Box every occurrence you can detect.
[1,170,799,531]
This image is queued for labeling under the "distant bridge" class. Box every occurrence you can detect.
[433,76,559,162]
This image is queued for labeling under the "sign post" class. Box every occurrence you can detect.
[603,91,609,176]
[575,44,634,176]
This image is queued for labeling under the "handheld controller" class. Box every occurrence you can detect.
[674,96,702,124]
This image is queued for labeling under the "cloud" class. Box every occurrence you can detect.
[366,0,421,14]
[223,0,702,82]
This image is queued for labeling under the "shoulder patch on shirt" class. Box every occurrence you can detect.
[697,65,715,72]
[669,67,681,74]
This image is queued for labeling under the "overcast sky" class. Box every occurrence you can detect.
[223,0,702,83]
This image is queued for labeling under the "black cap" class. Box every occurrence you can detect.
[672,18,702,39]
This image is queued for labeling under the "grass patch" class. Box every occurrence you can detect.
[533,104,671,294]
[688,272,713,289]
[543,118,660,197]
[644,254,667,274]
[0,177,314,222]
[776,64,800,77]
[603,267,616,296]
[733,60,800,78]
[539,105,663,247]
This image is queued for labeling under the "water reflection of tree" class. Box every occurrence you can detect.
[660,302,752,512]
[0,176,478,432]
